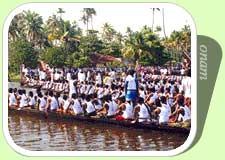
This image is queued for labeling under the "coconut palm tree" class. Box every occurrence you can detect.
[150,8,160,32]
[161,8,167,39]
[57,8,65,20]
[80,8,96,34]
[101,22,116,43]
[88,8,96,30]
[22,10,44,43]
[9,13,25,41]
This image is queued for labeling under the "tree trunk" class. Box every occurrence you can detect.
[162,8,167,39]
[152,9,155,32]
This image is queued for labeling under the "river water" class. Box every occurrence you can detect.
[8,82,188,151]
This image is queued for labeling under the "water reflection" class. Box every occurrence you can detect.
[8,112,188,151]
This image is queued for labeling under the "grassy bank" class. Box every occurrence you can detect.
[9,72,20,82]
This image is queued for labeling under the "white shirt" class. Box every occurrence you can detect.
[62,99,70,111]
[86,101,95,113]
[20,94,27,108]
[69,80,76,97]
[122,103,133,119]
[96,74,102,85]
[39,97,46,111]
[162,103,171,116]
[150,92,158,103]
[50,97,58,111]
[54,73,60,81]
[78,72,86,82]
[139,91,146,99]
[94,100,103,110]
[178,105,191,121]
[66,72,71,81]
[139,104,150,122]
[29,97,36,106]
[112,100,118,113]
[110,71,116,80]
[182,76,191,98]
[71,99,83,114]
[106,101,114,116]
[88,86,95,94]
[158,106,170,124]
[125,75,137,90]
[9,93,17,106]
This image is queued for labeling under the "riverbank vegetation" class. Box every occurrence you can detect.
[8,8,191,77]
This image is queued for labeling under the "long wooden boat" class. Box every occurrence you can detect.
[8,106,190,134]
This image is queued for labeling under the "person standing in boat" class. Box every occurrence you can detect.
[69,75,77,98]
[124,69,139,105]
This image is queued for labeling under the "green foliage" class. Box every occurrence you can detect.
[79,34,104,55]
[105,61,125,67]
[41,47,66,68]
[122,26,170,66]
[65,52,92,68]
[8,9,191,72]
[9,40,39,73]
[73,56,91,68]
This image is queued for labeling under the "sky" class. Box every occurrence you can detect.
[15,3,194,37]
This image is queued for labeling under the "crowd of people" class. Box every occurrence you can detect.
[9,64,191,125]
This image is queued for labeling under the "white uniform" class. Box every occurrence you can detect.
[69,80,76,97]
[39,97,46,111]
[29,97,36,106]
[62,99,70,111]
[66,72,71,81]
[139,91,146,99]
[178,106,191,121]
[50,97,58,111]
[78,72,85,82]
[158,106,170,124]
[96,74,102,85]
[9,93,17,106]
[122,103,133,119]
[162,103,171,116]
[94,100,103,110]
[125,75,137,90]
[182,76,191,98]
[97,88,104,98]
[71,99,83,114]
[88,86,95,94]
[139,104,150,122]
[106,101,114,116]
[150,92,158,103]
[54,72,60,81]
[86,101,95,114]
[112,100,118,113]
[79,84,86,94]
[20,94,27,108]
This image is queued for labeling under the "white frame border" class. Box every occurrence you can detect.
[2,2,197,157]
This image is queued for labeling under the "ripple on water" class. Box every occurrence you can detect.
[8,110,188,151]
